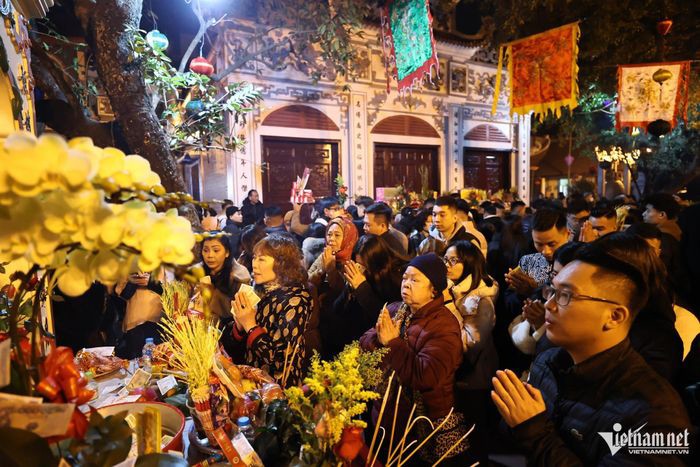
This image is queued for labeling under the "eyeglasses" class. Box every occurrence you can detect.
[442,256,461,267]
[542,284,622,307]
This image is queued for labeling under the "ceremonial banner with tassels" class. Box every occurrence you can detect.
[380,0,439,95]
[492,22,580,118]
[616,61,691,132]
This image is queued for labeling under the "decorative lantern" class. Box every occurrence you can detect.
[146,30,169,50]
[185,99,204,116]
[652,68,673,84]
[189,56,214,76]
[656,19,673,36]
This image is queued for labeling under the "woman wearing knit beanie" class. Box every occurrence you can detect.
[360,253,470,465]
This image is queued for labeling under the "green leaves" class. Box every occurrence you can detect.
[68,411,133,467]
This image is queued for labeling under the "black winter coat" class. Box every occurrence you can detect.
[513,339,691,466]
[241,198,265,226]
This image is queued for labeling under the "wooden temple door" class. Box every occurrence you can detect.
[262,137,339,211]
[373,144,439,195]
[463,149,509,192]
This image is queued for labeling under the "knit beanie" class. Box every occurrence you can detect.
[408,253,448,293]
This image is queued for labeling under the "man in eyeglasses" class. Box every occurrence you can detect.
[491,236,691,465]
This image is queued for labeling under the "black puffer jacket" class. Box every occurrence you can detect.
[512,339,691,466]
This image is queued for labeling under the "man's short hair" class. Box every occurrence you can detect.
[590,203,617,220]
[225,206,240,218]
[317,196,340,213]
[553,241,584,267]
[567,195,590,215]
[247,189,258,197]
[511,200,526,209]
[455,198,470,214]
[264,205,283,218]
[435,196,458,210]
[626,222,662,241]
[355,195,374,208]
[533,207,567,232]
[365,202,393,225]
[221,199,233,210]
[574,233,653,314]
[643,193,680,220]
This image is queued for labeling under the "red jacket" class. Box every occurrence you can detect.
[360,296,463,430]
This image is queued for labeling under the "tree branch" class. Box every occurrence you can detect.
[178,0,221,72]
[212,37,288,82]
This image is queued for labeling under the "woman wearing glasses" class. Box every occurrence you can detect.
[442,240,499,464]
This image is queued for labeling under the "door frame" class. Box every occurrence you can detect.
[261,135,341,207]
[372,142,440,196]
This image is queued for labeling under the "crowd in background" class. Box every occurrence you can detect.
[52,178,700,465]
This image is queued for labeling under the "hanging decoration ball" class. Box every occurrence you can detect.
[652,68,673,84]
[647,119,671,137]
[146,30,169,50]
[189,56,215,76]
[656,19,673,36]
[564,154,575,167]
[186,99,204,116]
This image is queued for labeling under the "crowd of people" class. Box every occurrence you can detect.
[53,182,700,465]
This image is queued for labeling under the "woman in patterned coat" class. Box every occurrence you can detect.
[230,234,312,387]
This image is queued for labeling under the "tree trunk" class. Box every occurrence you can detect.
[74,0,185,193]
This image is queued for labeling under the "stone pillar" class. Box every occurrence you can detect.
[231,120,256,205]
[447,104,462,192]
[516,113,532,203]
[349,92,369,197]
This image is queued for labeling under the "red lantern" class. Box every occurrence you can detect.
[657,19,673,36]
[189,56,214,76]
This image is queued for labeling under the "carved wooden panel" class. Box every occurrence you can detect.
[371,116,440,138]
[373,144,438,194]
[262,105,339,131]
[262,137,338,211]
[462,149,510,192]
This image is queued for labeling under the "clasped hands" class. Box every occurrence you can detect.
[231,291,257,332]
[376,305,399,346]
[491,369,546,427]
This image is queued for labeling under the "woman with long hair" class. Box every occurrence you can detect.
[321,234,408,358]
[442,240,499,465]
[200,234,251,320]
[230,234,312,387]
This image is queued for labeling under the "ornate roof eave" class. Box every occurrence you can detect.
[11,0,54,19]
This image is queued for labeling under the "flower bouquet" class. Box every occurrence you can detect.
[282,343,387,466]
[0,131,199,466]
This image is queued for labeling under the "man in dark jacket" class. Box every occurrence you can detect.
[241,189,265,226]
[492,238,692,466]
[418,196,478,256]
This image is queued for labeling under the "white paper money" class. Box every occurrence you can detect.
[0,402,74,437]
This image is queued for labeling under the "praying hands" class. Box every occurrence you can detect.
[491,369,546,427]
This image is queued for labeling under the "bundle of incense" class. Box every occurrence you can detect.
[136,407,162,455]
[191,386,217,445]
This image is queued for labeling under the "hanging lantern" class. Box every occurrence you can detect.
[656,19,673,36]
[185,99,204,116]
[652,68,673,84]
[564,154,575,167]
[647,119,671,137]
[146,30,169,50]
[189,56,214,76]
